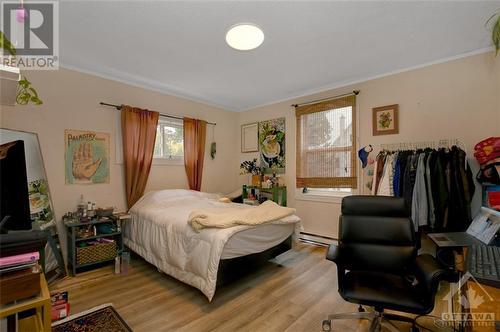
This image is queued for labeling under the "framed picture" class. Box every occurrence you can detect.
[241,122,259,153]
[259,117,285,174]
[65,129,110,184]
[372,104,399,136]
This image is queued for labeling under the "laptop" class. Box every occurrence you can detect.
[428,207,500,248]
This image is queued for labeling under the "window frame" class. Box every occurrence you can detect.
[153,118,184,166]
[295,95,358,191]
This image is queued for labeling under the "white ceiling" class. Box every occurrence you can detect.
[60,1,500,111]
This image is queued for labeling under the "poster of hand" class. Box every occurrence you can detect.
[65,129,109,184]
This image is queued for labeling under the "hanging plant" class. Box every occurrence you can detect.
[210,142,216,160]
[0,30,43,105]
[487,11,500,56]
[209,125,216,160]
[16,77,43,105]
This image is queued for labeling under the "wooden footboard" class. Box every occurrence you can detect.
[216,235,292,287]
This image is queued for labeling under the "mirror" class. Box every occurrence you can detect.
[0,128,66,282]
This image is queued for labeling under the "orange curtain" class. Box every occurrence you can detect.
[183,118,206,191]
[121,105,159,208]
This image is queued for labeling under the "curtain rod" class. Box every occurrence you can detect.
[99,102,216,126]
[291,90,360,108]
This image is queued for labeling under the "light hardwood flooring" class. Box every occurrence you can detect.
[51,242,453,332]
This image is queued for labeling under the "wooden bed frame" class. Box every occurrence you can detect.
[216,235,292,287]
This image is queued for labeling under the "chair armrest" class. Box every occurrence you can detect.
[413,254,447,292]
[326,244,341,263]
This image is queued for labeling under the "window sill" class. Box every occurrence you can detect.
[152,158,184,166]
[295,189,354,204]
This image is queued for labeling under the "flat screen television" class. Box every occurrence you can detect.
[0,140,32,232]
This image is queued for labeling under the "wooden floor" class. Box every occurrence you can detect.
[51,242,453,332]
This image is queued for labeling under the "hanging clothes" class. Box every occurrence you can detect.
[403,154,418,214]
[372,145,474,232]
[425,151,436,229]
[373,153,387,195]
[393,152,401,197]
[430,150,448,230]
[412,153,428,230]
[378,154,394,196]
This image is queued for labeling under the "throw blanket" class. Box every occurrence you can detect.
[188,200,296,232]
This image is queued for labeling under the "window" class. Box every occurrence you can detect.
[295,95,357,189]
[153,118,184,162]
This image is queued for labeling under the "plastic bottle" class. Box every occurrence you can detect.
[78,195,86,218]
[121,252,130,275]
[114,256,121,274]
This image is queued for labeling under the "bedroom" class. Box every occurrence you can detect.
[0,1,499,331]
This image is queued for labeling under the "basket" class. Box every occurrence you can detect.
[76,241,117,265]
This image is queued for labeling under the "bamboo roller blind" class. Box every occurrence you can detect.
[295,95,357,188]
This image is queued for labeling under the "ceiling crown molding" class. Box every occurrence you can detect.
[239,47,495,112]
[60,46,494,113]
[59,61,236,112]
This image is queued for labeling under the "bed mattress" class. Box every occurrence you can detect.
[221,223,295,259]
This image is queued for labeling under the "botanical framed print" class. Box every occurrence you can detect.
[241,122,259,153]
[259,117,285,174]
[65,129,110,184]
[372,104,399,136]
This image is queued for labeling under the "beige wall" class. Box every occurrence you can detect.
[238,51,500,239]
[0,68,240,238]
[0,51,498,244]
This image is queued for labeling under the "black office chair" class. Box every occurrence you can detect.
[323,196,447,332]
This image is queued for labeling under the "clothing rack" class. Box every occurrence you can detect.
[100,102,216,126]
[371,137,474,232]
[378,138,468,168]
[379,139,465,152]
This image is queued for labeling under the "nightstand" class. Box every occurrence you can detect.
[65,217,123,276]
[242,185,287,207]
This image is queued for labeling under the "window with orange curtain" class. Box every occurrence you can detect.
[295,95,357,189]
[153,118,184,162]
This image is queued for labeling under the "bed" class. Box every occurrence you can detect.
[123,189,301,301]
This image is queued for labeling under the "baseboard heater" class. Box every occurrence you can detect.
[299,232,337,246]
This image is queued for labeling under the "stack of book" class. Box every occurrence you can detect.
[0,251,39,275]
[0,251,43,331]
[0,251,41,306]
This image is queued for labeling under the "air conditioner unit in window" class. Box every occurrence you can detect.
[0,64,21,106]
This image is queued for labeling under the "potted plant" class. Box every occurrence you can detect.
[240,159,262,186]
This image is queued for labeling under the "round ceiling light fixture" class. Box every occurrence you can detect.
[225,24,264,51]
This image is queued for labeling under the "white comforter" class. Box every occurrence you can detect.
[123,189,301,301]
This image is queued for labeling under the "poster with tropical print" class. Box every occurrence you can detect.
[259,117,285,174]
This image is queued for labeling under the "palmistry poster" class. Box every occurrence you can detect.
[65,129,110,184]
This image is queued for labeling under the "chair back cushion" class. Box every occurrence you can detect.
[339,195,416,272]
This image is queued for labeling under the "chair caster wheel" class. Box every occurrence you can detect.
[358,305,365,312]
[322,320,332,332]
[410,326,419,332]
